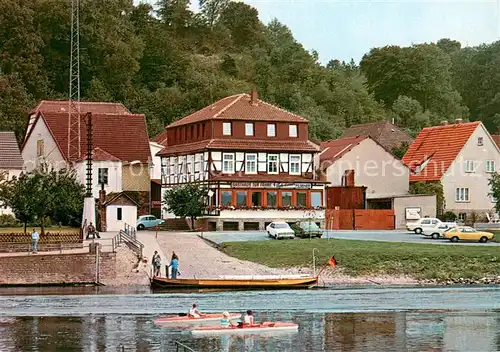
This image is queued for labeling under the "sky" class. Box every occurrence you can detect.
[137,0,500,64]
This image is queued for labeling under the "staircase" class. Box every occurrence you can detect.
[157,218,191,232]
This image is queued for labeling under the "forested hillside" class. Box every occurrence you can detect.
[0,0,499,143]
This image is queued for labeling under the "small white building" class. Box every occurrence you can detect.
[0,132,24,216]
[102,192,138,232]
[403,120,500,222]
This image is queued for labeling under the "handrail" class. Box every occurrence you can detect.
[123,223,137,240]
[118,230,144,259]
[174,341,197,352]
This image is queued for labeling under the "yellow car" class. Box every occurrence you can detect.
[442,227,494,243]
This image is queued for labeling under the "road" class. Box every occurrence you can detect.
[201,229,500,246]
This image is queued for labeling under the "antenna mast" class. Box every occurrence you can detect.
[68,0,81,162]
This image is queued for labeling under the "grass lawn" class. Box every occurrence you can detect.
[221,239,500,281]
[0,227,79,234]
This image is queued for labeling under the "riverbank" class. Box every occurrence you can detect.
[220,238,500,284]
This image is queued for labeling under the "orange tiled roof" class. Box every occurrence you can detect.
[167,93,307,128]
[319,135,368,165]
[491,134,500,149]
[151,130,169,146]
[402,121,481,182]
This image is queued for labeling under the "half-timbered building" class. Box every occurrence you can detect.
[158,89,326,231]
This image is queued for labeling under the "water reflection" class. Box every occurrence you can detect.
[0,311,499,351]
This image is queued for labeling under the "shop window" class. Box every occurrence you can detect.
[251,192,262,206]
[297,192,307,207]
[221,191,232,206]
[267,191,277,207]
[311,192,322,207]
[281,192,292,207]
[236,191,247,206]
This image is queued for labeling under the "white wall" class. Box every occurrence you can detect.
[150,142,163,181]
[0,169,22,216]
[325,138,410,198]
[76,160,123,198]
[21,116,66,172]
[106,204,137,232]
[442,124,500,214]
[393,195,437,229]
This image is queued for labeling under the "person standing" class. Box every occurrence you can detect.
[154,253,162,277]
[31,229,39,254]
[170,254,179,279]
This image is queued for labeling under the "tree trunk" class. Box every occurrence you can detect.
[41,216,45,236]
[191,217,195,231]
[23,222,27,234]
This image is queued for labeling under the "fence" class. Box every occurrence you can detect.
[326,209,395,230]
[0,231,82,244]
[0,242,84,254]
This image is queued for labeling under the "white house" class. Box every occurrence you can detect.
[403,119,500,222]
[319,135,410,206]
[0,132,24,216]
[102,192,138,232]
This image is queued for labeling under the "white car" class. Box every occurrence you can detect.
[422,224,450,239]
[266,222,295,240]
[406,218,457,234]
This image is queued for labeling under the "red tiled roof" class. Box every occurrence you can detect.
[402,121,481,182]
[151,130,169,146]
[78,147,121,162]
[319,135,368,165]
[210,174,327,183]
[0,131,23,169]
[167,93,308,128]
[28,112,151,163]
[491,134,500,149]
[340,121,413,151]
[158,139,319,156]
[30,100,131,115]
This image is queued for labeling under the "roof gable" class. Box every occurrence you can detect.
[31,100,131,115]
[0,131,24,169]
[340,121,413,151]
[151,130,169,146]
[168,93,308,128]
[31,112,151,163]
[402,121,480,181]
[319,135,369,165]
[103,192,139,206]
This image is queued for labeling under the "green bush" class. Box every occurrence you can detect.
[0,214,20,227]
[440,211,457,222]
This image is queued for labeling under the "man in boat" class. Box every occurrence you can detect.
[221,312,236,328]
[243,310,255,325]
[189,304,203,318]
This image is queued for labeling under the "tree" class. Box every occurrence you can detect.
[199,0,229,29]
[163,184,207,229]
[410,181,445,215]
[392,142,409,159]
[0,172,36,233]
[488,173,500,213]
[219,2,263,48]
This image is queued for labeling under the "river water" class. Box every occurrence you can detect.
[0,286,499,351]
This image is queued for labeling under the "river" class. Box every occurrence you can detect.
[0,285,498,351]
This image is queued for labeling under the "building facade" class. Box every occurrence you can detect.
[159,90,326,230]
[0,132,24,216]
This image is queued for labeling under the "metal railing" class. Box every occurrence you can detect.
[117,230,144,259]
[123,223,137,240]
[0,242,84,254]
[174,341,197,352]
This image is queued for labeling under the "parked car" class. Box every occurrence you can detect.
[442,226,494,243]
[422,224,451,239]
[266,222,295,240]
[291,221,323,238]
[136,215,164,230]
[406,218,457,234]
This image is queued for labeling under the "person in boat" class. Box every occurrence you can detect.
[189,304,203,318]
[221,312,236,328]
[243,310,255,325]
[170,254,179,279]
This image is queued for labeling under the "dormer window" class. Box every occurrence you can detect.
[223,122,232,136]
[267,124,276,137]
[245,122,254,136]
[289,124,298,137]
[478,137,483,146]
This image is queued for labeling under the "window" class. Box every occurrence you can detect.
[465,160,475,173]
[251,192,262,207]
[223,122,232,136]
[281,191,292,207]
[289,155,301,175]
[98,168,109,185]
[236,191,247,206]
[455,187,470,202]
[478,137,483,146]
[458,213,466,222]
[117,208,122,221]
[221,191,232,206]
[267,123,276,137]
[36,140,44,157]
[297,192,307,207]
[245,123,254,136]
[311,192,322,207]
[421,219,431,225]
[222,153,234,173]
[267,192,277,207]
[268,154,278,174]
[245,153,257,174]
[289,124,298,137]
[486,160,496,173]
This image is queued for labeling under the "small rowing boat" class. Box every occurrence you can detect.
[191,322,299,335]
[150,275,318,290]
[154,313,241,326]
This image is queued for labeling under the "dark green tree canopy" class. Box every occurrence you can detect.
[163,184,207,229]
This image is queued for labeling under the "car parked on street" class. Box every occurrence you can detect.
[266,222,295,240]
[291,221,323,238]
[406,218,457,234]
[136,215,164,230]
[442,227,494,243]
[422,224,451,239]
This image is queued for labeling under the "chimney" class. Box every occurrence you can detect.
[344,169,355,187]
[250,87,258,106]
[455,118,463,124]
[440,120,448,126]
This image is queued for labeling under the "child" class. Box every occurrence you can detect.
[220,312,235,328]
[243,310,255,325]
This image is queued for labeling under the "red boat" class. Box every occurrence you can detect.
[191,322,299,335]
[154,313,241,326]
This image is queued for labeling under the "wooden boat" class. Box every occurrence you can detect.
[154,313,241,327]
[191,322,299,335]
[150,274,318,290]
